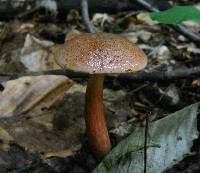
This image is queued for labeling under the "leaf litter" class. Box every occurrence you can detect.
[0,1,199,172]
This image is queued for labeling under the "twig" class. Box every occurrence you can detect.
[171,25,200,44]
[136,0,159,12]
[0,66,199,83]
[144,114,149,173]
[17,6,40,20]
[118,66,200,82]
[135,0,200,44]
[0,70,87,81]
[81,0,96,33]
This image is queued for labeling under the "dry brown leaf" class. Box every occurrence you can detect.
[192,79,200,87]
[43,144,81,158]
[0,126,13,151]
[0,75,74,118]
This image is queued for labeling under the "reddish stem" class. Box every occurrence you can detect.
[85,74,111,159]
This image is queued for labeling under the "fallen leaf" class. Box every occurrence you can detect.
[0,75,74,118]
[92,13,114,28]
[122,30,152,43]
[0,126,13,151]
[192,79,200,86]
[43,144,81,158]
[93,103,199,173]
[20,34,60,71]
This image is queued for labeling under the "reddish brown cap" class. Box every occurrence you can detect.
[55,32,147,74]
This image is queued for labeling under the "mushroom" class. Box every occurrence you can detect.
[55,31,147,159]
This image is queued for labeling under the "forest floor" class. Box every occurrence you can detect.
[0,0,199,173]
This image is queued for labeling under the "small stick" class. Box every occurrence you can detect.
[144,113,149,173]
[81,0,96,33]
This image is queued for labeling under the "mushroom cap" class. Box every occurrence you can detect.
[55,32,147,74]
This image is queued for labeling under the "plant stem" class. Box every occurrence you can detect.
[85,74,111,159]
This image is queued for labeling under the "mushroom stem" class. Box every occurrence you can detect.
[85,74,111,159]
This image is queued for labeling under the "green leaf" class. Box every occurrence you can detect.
[150,6,200,24]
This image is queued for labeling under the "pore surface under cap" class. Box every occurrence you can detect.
[56,32,147,74]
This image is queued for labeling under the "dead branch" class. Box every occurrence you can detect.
[117,66,200,82]
[0,66,199,83]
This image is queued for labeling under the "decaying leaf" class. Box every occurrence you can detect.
[43,144,82,158]
[149,45,171,61]
[0,75,74,118]
[137,12,159,25]
[0,126,13,151]
[93,103,199,173]
[0,119,82,158]
[192,78,200,86]
[92,13,114,28]
[122,30,152,43]
[20,34,60,71]
[0,82,134,159]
